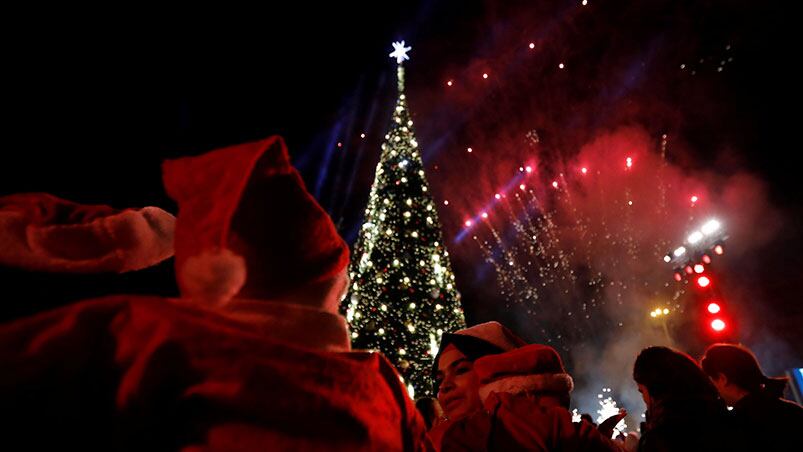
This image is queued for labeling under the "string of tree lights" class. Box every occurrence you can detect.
[341,41,466,398]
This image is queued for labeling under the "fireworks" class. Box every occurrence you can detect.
[596,388,627,438]
[457,128,722,349]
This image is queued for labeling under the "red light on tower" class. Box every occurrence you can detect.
[702,254,712,264]
[714,245,724,255]
[685,265,694,275]
[552,181,559,189]
[694,264,705,274]
[674,272,683,282]
[711,319,726,332]
[707,302,721,314]
[464,219,473,227]
[697,275,711,288]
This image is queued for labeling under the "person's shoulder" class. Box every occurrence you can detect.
[776,397,803,419]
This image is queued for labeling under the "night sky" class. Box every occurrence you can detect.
[3,0,800,414]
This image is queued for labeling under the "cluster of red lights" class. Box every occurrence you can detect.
[672,242,729,334]
[690,263,728,333]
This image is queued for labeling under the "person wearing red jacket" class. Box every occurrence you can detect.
[429,321,620,451]
[0,136,430,451]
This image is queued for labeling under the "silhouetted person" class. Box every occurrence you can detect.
[633,346,736,451]
[702,343,803,451]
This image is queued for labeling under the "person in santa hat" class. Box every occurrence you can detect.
[0,136,430,451]
[0,192,176,321]
[429,321,622,451]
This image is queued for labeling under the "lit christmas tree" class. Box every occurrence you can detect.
[343,41,466,398]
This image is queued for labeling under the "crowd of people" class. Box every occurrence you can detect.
[1,136,800,451]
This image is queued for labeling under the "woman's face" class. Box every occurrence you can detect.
[436,344,482,420]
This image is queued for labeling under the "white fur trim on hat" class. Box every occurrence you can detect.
[478,373,574,404]
[0,204,175,273]
[180,248,246,306]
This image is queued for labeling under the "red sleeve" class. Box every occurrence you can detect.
[375,353,435,452]
[478,392,622,452]
[0,297,133,447]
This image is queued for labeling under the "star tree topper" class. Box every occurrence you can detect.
[389,40,411,64]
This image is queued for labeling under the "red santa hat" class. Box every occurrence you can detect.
[474,343,574,403]
[162,135,350,306]
[0,192,175,273]
[434,321,573,401]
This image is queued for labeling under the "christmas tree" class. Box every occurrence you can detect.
[343,41,466,397]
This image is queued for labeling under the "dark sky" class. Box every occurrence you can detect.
[3,0,800,381]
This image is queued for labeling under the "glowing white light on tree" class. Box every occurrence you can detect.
[430,333,439,356]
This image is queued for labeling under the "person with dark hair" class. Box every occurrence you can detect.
[633,346,736,451]
[701,343,803,450]
[430,321,619,451]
